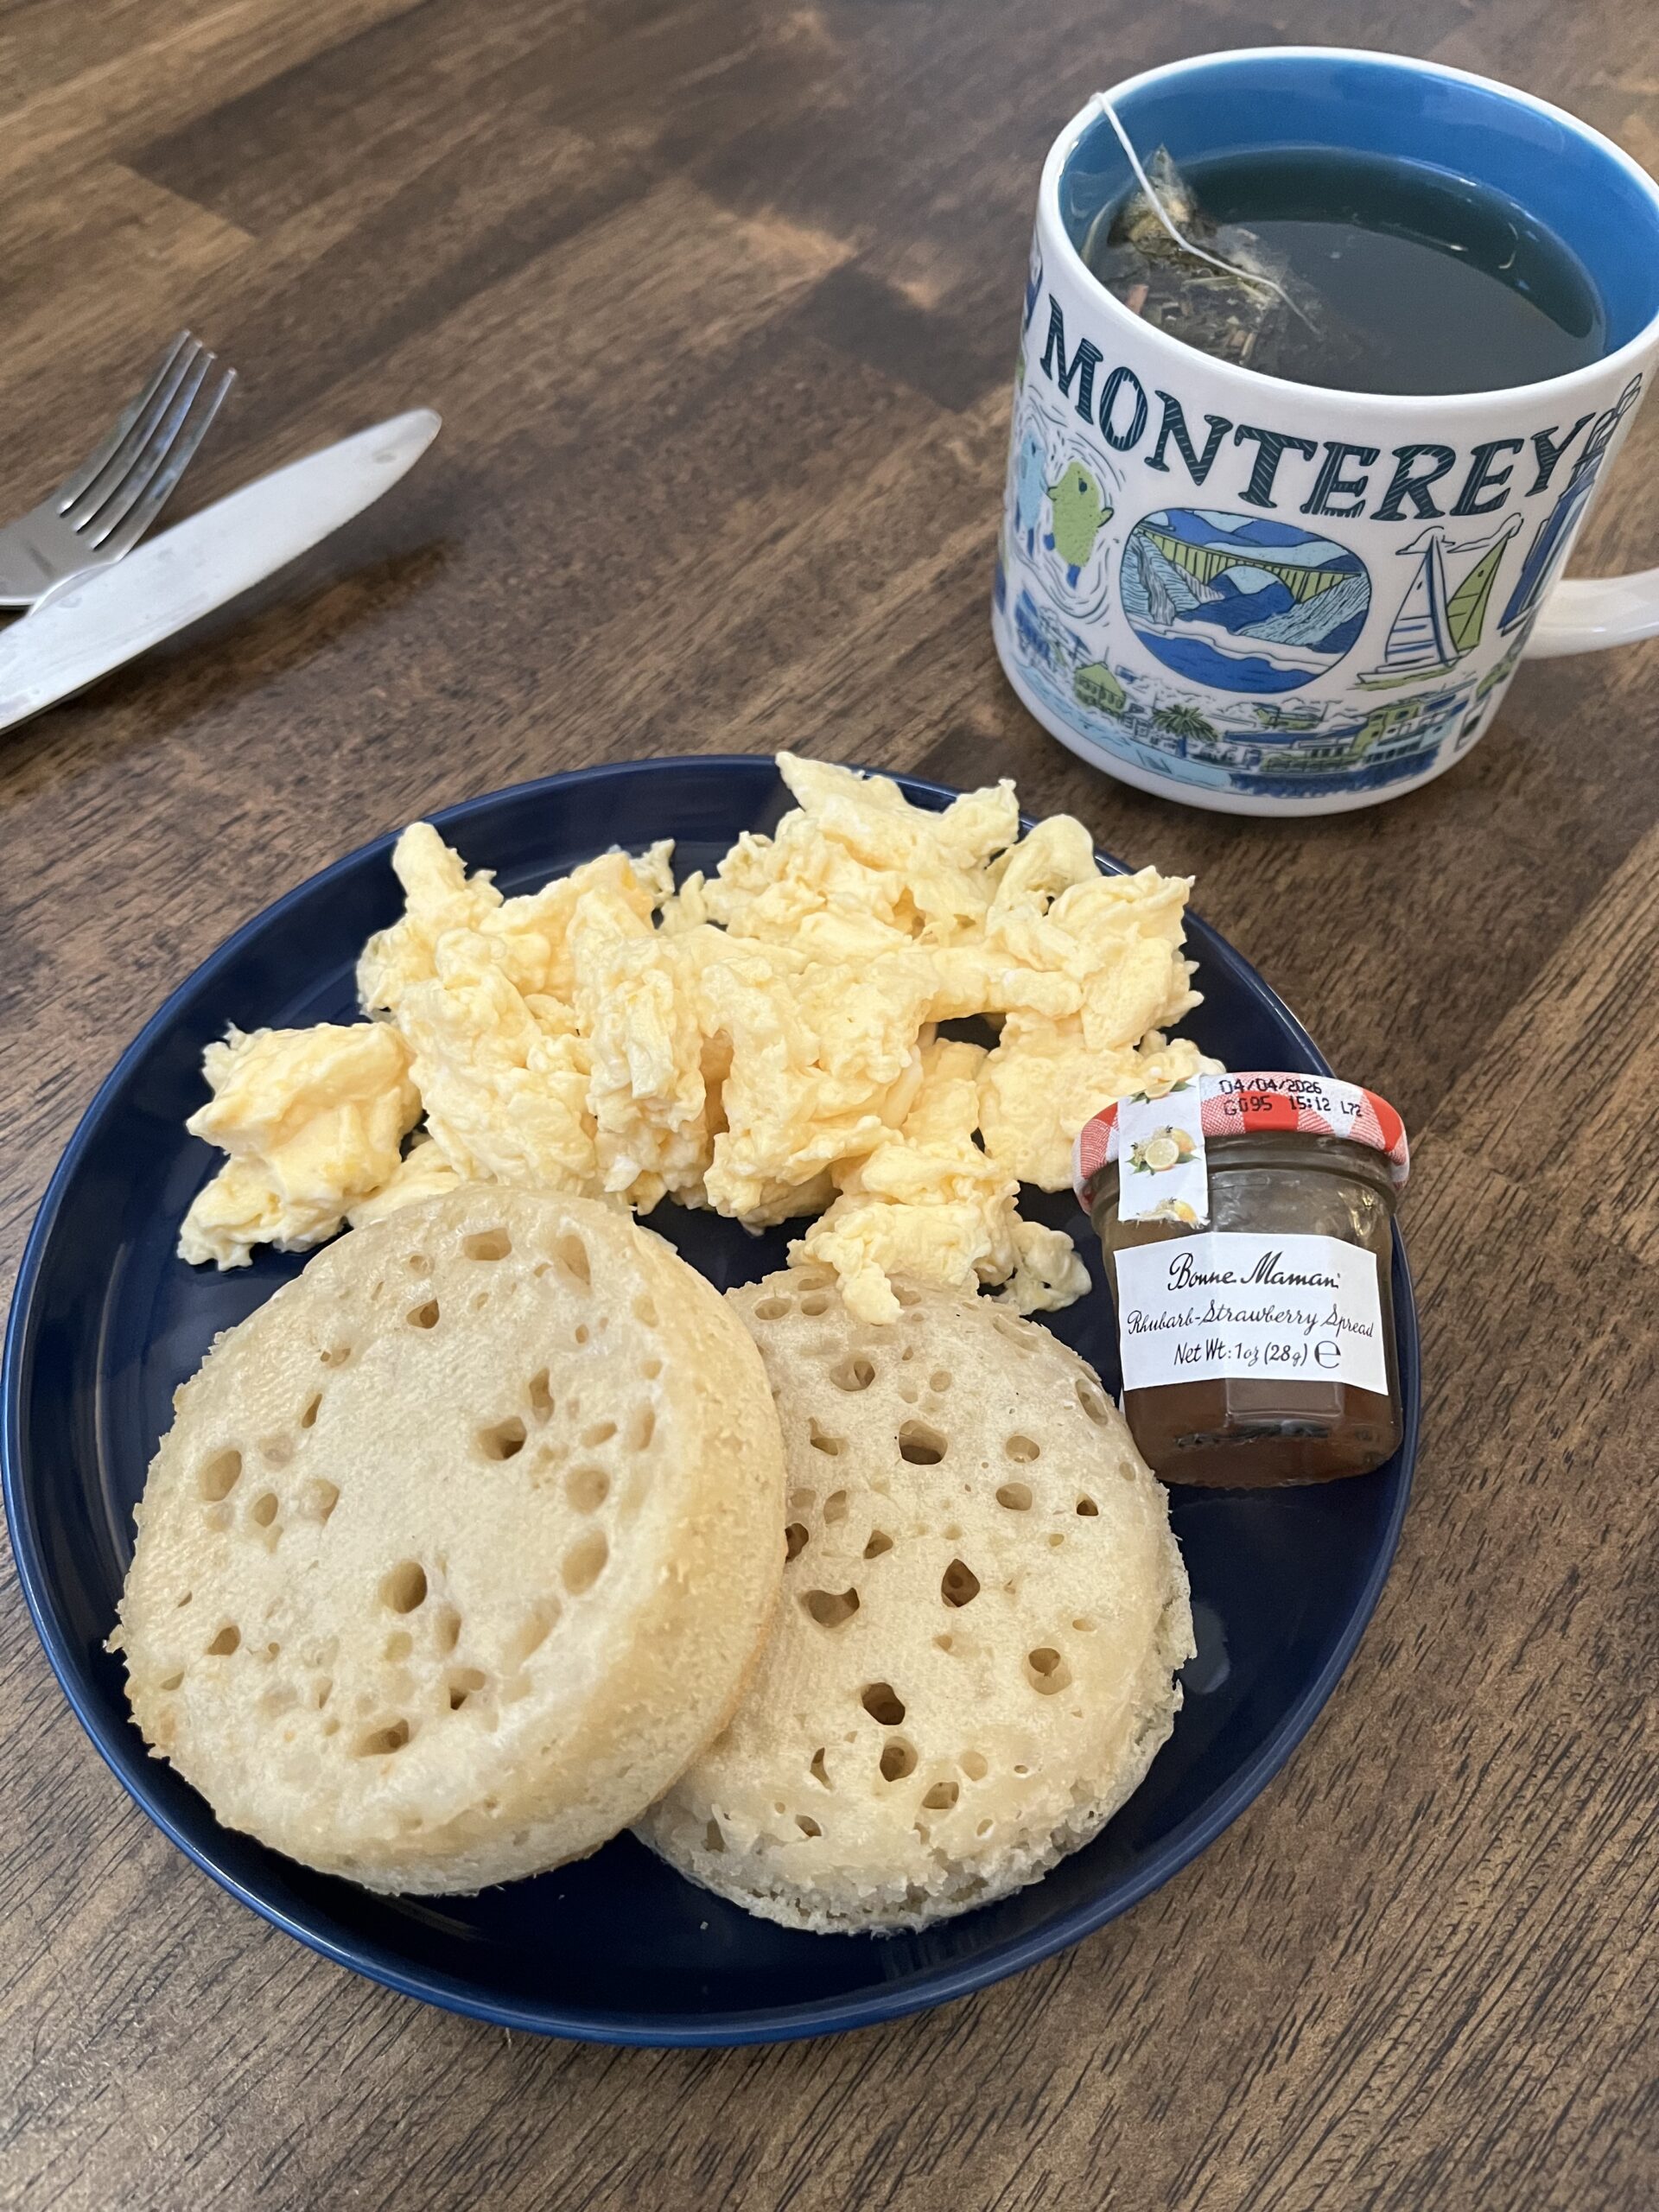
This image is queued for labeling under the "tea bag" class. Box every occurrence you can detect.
[1084,137,1360,382]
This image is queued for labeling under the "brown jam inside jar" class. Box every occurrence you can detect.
[1090,1132,1402,1487]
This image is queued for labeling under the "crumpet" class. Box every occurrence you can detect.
[114,1188,786,1893]
[639,1274,1192,1933]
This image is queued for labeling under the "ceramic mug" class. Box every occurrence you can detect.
[992,48,1659,816]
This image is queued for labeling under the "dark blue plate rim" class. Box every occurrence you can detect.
[3,754,1417,2045]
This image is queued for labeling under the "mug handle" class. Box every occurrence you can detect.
[1525,567,1659,657]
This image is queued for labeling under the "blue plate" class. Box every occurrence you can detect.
[2,756,1416,2045]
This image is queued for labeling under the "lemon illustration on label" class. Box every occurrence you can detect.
[1128,1127,1196,1174]
[1145,1198,1200,1226]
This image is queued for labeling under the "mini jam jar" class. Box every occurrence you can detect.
[1074,1074,1408,1487]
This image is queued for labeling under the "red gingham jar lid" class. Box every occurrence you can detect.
[1073,1071,1408,1207]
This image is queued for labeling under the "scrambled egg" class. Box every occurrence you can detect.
[180,753,1213,1317]
[178,1022,420,1267]
[792,1038,1091,1323]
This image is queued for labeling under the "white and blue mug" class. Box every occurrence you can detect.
[993,48,1659,815]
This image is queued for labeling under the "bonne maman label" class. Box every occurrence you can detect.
[1114,1230,1388,1395]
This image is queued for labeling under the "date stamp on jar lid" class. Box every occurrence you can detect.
[1074,1071,1410,1214]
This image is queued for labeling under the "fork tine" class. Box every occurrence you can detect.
[54,331,196,510]
[62,335,203,528]
[82,349,216,543]
[92,365,236,563]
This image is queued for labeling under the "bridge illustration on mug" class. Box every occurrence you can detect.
[1118,508,1372,696]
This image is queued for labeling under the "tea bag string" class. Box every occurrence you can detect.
[1090,92,1314,328]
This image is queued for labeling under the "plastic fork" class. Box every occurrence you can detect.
[0,332,234,609]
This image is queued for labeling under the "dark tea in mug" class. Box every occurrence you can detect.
[1083,143,1608,395]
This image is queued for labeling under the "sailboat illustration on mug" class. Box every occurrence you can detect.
[1357,517,1524,687]
[1497,374,1643,634]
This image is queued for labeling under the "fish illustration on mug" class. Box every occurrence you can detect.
[1046,460,1115,583]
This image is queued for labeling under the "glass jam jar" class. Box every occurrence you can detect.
[1074,1073,1408,1487]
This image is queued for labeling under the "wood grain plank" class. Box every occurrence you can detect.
[0,0,419,191]
[1435,823,1659,1270]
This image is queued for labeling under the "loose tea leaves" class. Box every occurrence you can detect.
[1084,145,1360,384]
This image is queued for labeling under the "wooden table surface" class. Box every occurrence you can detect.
[3,3,1656,2207]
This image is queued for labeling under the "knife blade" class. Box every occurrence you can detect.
[0,408,441,734]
